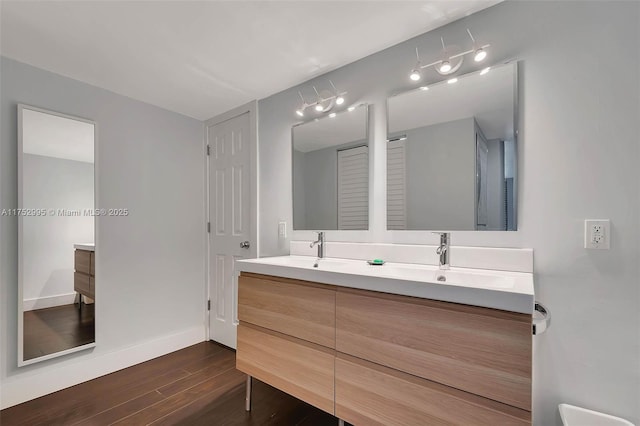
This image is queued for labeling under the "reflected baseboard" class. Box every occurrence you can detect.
[23,293,77,311]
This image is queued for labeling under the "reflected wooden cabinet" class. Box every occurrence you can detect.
[74,249,94,300]
[237,272,532,425]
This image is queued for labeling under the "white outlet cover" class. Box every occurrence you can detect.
[278,221,287,239]
[584,219,610,249]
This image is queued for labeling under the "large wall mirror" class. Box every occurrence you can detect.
[292,104,369,230]
[18,105,96,365]
[387,61,518,231]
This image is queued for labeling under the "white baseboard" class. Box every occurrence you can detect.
[23,293,77,311]
[0,325,205,409]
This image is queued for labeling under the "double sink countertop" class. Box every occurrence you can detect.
[237,255,534,314]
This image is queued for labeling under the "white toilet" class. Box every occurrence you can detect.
[559,404,635,426]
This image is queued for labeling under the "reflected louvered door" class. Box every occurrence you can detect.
[387,139,406,230]
[337,146,368,230]
[208,112,251,349]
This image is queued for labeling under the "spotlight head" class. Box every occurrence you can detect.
[315,104,324,112]
[295,109,304,117]
[474,48,487,62]
[329,113,336,118]
[410,69,421,81]
[447,78,458,84]
[348,106,355,112]
[439,61,452,73]
[420,86,429,91]
[335,96,344,105]
[480,67,490,75]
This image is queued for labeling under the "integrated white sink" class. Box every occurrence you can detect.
[236,255,534,314]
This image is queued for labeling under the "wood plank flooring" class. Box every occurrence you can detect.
[1,342,343,426]
[23,302,95,361]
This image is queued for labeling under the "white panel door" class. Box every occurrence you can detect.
[208,112,251,348]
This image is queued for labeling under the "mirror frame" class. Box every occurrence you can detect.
[17,104,98,366]
[291,103,371,232]
[385,60,519,232]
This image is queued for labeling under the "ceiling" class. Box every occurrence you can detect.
[22,108,95,163]
[293,104,368,153]
[1,1,500,121]
[389,62,515,141]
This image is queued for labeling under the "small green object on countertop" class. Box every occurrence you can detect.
[367,259,385,265]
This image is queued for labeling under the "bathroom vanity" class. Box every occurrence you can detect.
[74,244,95,302]
[236,255,535,425]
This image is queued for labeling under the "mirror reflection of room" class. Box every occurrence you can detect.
[387,62,517,231]
[20,106,95,362]
[292,104,369,231]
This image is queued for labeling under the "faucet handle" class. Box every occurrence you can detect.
[310,231,324,247]
[432,232,450,244]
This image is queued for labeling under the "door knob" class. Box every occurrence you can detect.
[240,241,250,249]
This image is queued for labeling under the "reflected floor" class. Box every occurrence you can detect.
[23,302,95,361]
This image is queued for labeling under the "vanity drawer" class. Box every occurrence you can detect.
[90,252,95,276]
[238,273,336,348]
[335,354,530,426]
[75,249,91,275]
[236,323,335,415]
[74,272,91,295]
[336,288,532,411]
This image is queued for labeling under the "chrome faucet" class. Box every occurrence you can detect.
[310,231,325,259]
[433,232,450,270]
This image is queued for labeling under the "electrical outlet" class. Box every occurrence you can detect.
[278,221,287,239]
[584,219,610,249]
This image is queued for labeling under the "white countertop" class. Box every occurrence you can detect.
[236,255,534,314]
[74,243,95,251]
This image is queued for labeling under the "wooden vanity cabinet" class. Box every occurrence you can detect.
[237,273,336,414]
[236,324,335,414]
[74,249,95,300]
[236,272,532,425]
[335,288,532,411]
[237,273,335,347]
[335,354,530,426]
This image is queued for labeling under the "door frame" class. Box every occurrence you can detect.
[204,100,258,342]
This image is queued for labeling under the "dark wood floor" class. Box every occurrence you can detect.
[24,302,95,361]
[1,342,343,426]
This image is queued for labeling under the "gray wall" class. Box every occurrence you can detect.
[22,154,94,305]
[257,2,640,424]
[1,57,205,402]
[403,118,476,230]
[299,146,338,230]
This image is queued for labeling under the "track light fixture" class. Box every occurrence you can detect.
[409,30,490,82]
[467,29,487,62]
[295,91,306,117]
[294,80,347,117]
[330,80,345,105]
[409,48,422,81]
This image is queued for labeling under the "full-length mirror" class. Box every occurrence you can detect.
[387,62,518,231]
[18,105,96,365]
[293,104,369,230]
